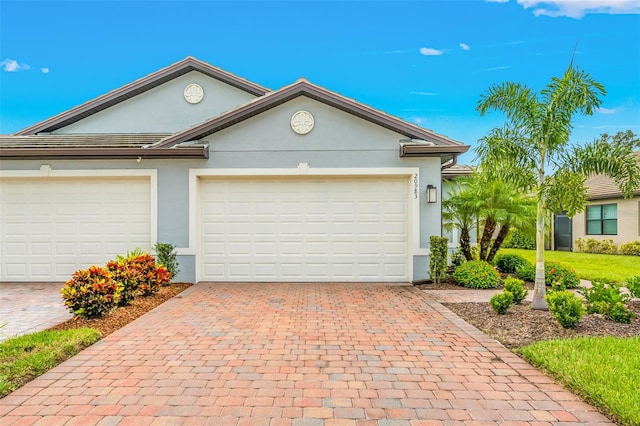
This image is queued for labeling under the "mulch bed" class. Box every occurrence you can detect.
[48,283,192,337]
[444,300,640,349]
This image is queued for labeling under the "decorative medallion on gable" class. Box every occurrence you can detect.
[184,83,204,104]
[290,110,314,135]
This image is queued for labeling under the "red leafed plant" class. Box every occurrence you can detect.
[106,259,142,306]
[130,254,171,296]
[60,266,120,319]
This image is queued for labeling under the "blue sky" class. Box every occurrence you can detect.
[1,0,639,164]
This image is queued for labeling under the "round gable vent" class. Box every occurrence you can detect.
[184,83,204,104]
[291,111,314,135]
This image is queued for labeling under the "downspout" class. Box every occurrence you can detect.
[441,154,458,170]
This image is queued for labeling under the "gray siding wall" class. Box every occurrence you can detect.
[3,96,445,283]
[53,71,258,134]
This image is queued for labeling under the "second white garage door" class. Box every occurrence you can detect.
[0,177,151,281]
[200,176,409,282]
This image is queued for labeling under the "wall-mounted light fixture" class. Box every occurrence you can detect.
[426,185,437,203]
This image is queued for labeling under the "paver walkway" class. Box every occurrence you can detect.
[0,282,71,342]
[0,283,612,425]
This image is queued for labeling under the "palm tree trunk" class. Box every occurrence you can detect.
[460,228,473,261]
[479,218,497,261]
[531,194,548,310]
[487,225,510,263]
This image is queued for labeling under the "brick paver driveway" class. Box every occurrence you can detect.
[0,283,611,425]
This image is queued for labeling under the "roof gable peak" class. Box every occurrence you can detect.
[15,56,270,136]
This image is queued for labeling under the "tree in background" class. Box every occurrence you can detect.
[476,61,640,310]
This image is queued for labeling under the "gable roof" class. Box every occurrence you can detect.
[15,57,269,136]
[153,78,468,157]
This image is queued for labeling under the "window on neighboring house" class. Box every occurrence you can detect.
[586,203,617,235]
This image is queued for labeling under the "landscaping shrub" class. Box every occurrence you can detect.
[453,260,501,289]
[503,277,528,304]
[587,300,611,316]
[490,291,514,314]
[502,230,535,250]
[429,236,448,284]
[130,253,171,296]
[546,291,585,328]
[60,266,120,319]
[619,241,640,256]
[515,263,535,282]
[626,276,640,298]
[514,261,578,289]
[449,248,466,268]
[609,302,636,324]
[580,281,635,323]
[153,242,180,280]
[574,237,618,254]
[106,259,141,306]
[545,261,580,290]
[581,281,630,307]
[115,247,145,263]
[493,253,531,274]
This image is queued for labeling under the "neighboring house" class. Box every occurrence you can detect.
[555,153,640,251]
[0,57,468,283]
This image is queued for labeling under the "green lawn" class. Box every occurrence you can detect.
[0,328,101,398]
[518,337,640,426]
[500,248,640,283]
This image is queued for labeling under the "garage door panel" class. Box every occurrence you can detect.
[200,177,409,282]
[1,177,151,281]
[6,242,27,256]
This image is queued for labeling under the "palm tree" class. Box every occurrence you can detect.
[443,173,535,263]
[476,64,640,310]
[478,179,536,263]
[443,179,477,261]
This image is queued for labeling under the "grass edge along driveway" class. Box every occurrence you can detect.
[0,328,101,398]
[518,336,640,426]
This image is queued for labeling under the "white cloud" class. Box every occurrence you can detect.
[412,117,425,124]
[596,106,621,114]
[41,67,49,74]
[480,66,510,71]
[419,47,443,56]
[410,91,438,96]
[1,58,30,72]
[516,0,640,18]
[459,43,471,51]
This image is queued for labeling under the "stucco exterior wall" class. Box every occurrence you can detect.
[2,96,444,283]
[572,196,640,247]
[52,71,258,134]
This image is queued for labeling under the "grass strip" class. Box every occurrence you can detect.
[501,248,640,283]
[0,328,101,398]
[518,336,640,426]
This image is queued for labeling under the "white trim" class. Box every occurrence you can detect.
[0,168,158,245]
[188,166,420,282]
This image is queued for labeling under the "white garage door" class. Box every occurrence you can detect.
[200,177,409,282]
[0,177,151,281]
